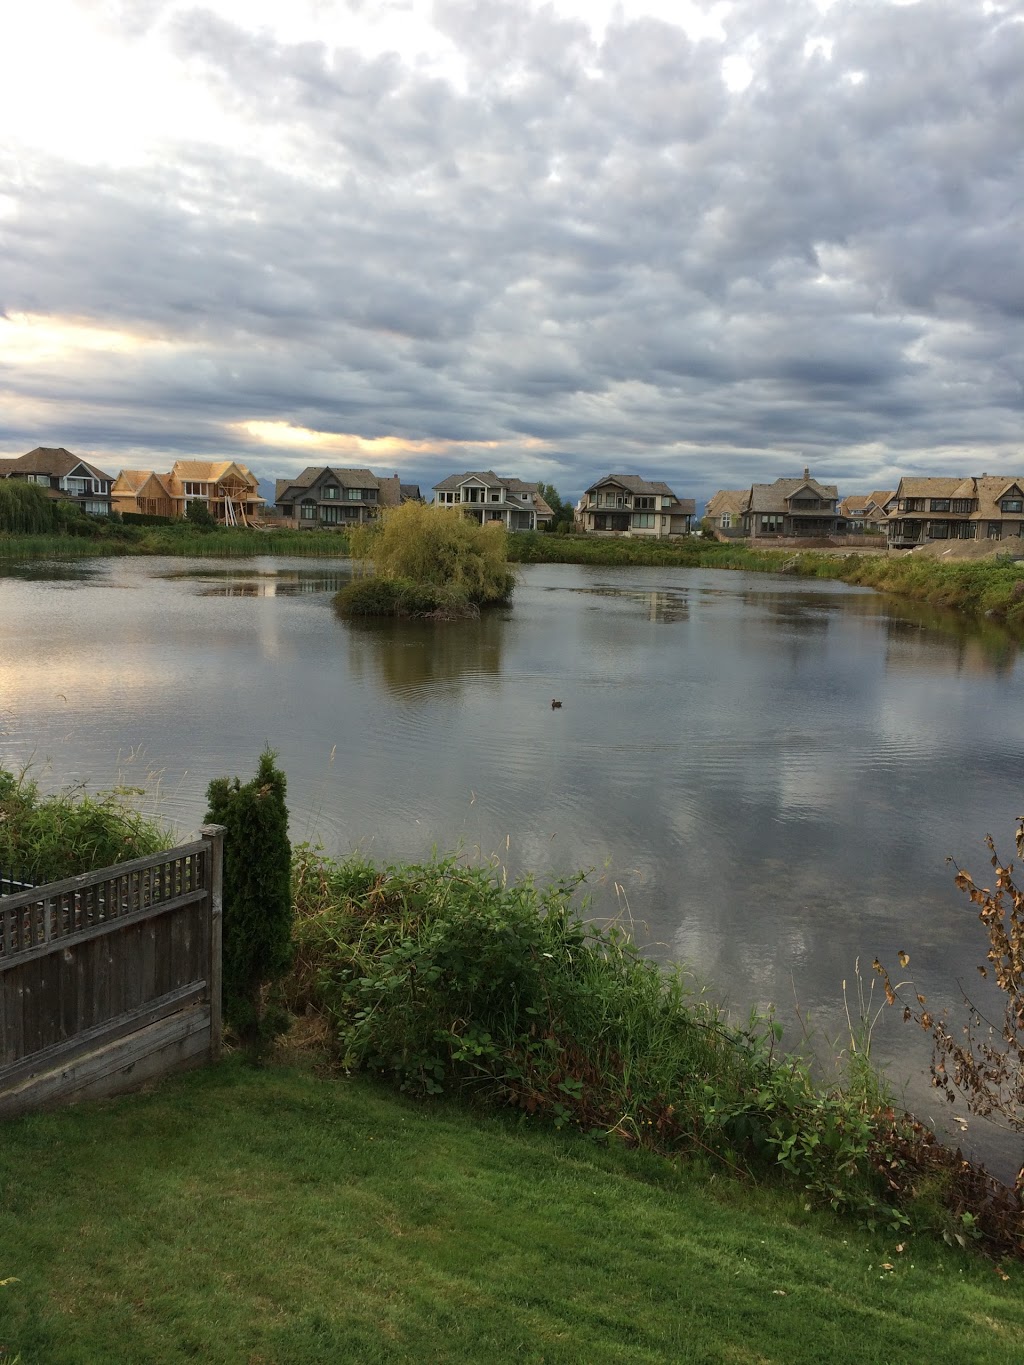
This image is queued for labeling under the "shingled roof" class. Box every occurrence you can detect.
[747,476,838,514]
[10,447,114,482]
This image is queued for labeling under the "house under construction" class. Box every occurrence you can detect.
[111,460,265,526]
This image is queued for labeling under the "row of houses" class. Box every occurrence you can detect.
[704,470,1024,549]
[0,450,699,540]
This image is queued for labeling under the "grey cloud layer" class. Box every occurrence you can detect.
[2,0,1021,498]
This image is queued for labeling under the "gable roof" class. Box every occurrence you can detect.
[275,466,385,503]
[10,447,114,482]
[705,489,748,517]
[747,476,838,514]
[584,473,681,498]
[433,470,503,492]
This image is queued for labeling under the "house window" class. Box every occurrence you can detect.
[346,488,362,500]
[491,493,500,502]
[633,513,656,528]
[1000,498,1023,513]
[927,521,949,539]
[83,500,109,515]
[929,499,950,512]
[324,485,339,499]
[951,499,975,514]
[950,521,977,539]
[721,513,731,529]
[183,482,208,498]
[635,496,655,510]
[988,522,1003,539]
[300,500,316,519]
[760,515,784,533]
[904,498,926,512]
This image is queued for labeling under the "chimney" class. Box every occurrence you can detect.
[803,466,809,481]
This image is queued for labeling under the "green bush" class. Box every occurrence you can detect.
[206,751,293,1060]
[342,502,516,617]
[287,848,918,1230]
[0,768,170,882]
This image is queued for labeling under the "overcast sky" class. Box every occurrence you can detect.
[1,0,1021,504]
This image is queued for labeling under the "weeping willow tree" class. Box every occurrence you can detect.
[0,480,57,534]
[336,502,516,618]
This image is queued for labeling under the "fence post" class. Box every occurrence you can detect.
[200,824,226,1061]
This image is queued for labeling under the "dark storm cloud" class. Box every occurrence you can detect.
[1,0,1021,502]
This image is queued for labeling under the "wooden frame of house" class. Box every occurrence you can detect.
[111,460,264,525]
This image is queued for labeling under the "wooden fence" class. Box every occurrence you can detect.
[0,825,224,1118]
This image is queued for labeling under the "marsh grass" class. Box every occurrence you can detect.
[1,1060,1021,1365]
[0,526,351,561]
[0,767,171,882]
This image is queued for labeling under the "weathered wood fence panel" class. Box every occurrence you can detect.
[0,825,224,1118]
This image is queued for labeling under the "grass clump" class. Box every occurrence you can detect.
[335,503,515,619]
[286,848,964,1239]
[0,767,171,883]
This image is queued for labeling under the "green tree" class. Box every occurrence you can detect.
[0,480,57,534]
[537,483,574,533]
[349,501,516,605]
[185,498,217,530]
[205,750,293,1061]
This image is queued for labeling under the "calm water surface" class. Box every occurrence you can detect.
[2,555,1023,1173]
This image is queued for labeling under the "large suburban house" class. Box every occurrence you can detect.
[274,467,401,527]
[741,470,840,540]
[838,490,896,534]
[1,447,114,516]
[576,475,695,537]
[887,476,1024,549]
[432,472,554,531]
[703,489,748,536]
[112,460,264,524]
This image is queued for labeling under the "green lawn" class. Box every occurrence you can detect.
[1,1060,1019,1364]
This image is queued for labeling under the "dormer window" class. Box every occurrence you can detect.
[323,484,339,499]
[1001,498,1023,514]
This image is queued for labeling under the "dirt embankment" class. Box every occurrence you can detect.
[905,539,1024,561]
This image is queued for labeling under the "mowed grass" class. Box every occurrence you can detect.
[1,1061,1020,1365]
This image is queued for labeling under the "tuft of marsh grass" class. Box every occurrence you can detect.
[0,767,172,882]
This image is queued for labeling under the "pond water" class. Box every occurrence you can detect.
[2,554,1023,1176]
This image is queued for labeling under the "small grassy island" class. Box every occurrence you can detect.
[332,502,516,620]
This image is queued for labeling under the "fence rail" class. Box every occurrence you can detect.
[0,869,34,898]
[0,826,223,1118]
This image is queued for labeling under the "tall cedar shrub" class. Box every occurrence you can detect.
[205,750,293,1060]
